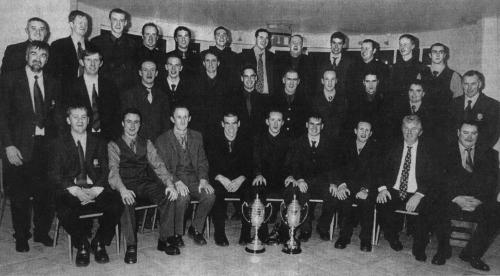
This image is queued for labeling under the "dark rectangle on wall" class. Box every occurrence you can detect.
[378,49,395,65]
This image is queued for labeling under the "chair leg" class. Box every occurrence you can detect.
[152,208,158,231]
[329,211,336,241]
[53,217,60,248]
[141,209,148,234]
[0,196,6,227]
[371,208,377,246]
[68,233,73,262]
[205,217,210,239]
[115,225,120,254]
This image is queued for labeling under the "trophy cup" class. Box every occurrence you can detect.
[241,194,273,253]
[280,194,309,254]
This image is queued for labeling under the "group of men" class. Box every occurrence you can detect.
[0,7,499,272]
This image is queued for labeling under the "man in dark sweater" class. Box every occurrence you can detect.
[136,23,166,81]
[166,26,200,78]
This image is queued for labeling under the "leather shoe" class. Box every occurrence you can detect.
[214,233,229,247]
[188,226,207,245]
[388,239,403,251]
[175,235,185,247]
[91,240,109,264]
[34,235,54,247]
[124,245,137,264]
[414,252,427,262]
[298,231,311,243]
[161,238,180,255]
[334,239,348,249]
[317,228,330,241]
[431,254,446,265]
[75,243,90,267]
[15,239,29,252]
[459,254,490,271]
[360,241,372,252]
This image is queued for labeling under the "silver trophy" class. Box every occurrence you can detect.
[241,194,273,253]
[280,194,309,254]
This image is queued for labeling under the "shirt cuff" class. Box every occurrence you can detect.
[378,186,387,192]
[416,192,425,197]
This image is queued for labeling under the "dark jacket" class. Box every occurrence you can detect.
[238,48,275,96]
[207,132,252,181]
[272,88,310,139]
[0,40,30,76]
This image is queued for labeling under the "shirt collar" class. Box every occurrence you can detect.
[458,142,474,153]
[465,93,480,108]
[25,66,43,79]
[71,131,87,145]
[404,140,418,149]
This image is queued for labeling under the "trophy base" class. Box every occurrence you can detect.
[245,245,265,254]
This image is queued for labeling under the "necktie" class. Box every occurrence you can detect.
[91,83,100,131]
[465,148,473,173]
[181,51,186,59]
[332,57,338,69]
[465,100,473,120]
[145,87,152,103]
[327,95,334,102]
[411,105,416,114]
[129,139,136,154]
[432,71,439,77]
[76,140,87,186]
[171,84,176,92]
[311,140,317,148]
[77,42,84,77]
[33,75,45,128]
[228,141,233,153]
[399,146,412,199]
[180,135,186,150]
[256,53,264,93]
[245,93,252,116]
[358,147,362,154]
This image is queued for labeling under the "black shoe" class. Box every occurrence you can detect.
[459,254,490,271]
[360,241,372,252]
[431,254,446,265]
[124,245,137,264]
[334,239,348,249]
[161,238,180,255]
[158,239,168,251]
[76,243,90,267]
[318,230,330,241]
[15,239,29,252]
[188,226,207,245]
[239,233,252,246]
[388,239,403,251]
[34,235,54,247]
[175,235,185,247]
[413,252,427,262]
[214,233,229,247]
[298,231,311,242]
[91,240,109,264]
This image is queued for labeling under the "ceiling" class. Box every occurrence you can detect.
[80,0,500,34]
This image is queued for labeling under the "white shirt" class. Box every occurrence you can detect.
[308,135,320,147]
[167,78,180,91]
[410,101,422,113]
[71,37,85,54]
[464,93,479,109]
[25,66,45,136]
[83,74,99,104]
[329,52,342,66]
[458,143,475,170]
[356,140,366,155]
[71,131,93,184]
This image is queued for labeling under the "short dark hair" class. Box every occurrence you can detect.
[142,22,159,36]
[399,34,418,47]
[214,26,229,36]
[363,71,379,79]
[171,104,190,117]
[66,104,88,117]
[356,120,373,129]
[282,68,300,79]
[240,64,256,76]
[26,41,50,56]
[463,70,485,90]
[222,110,239,121]
[138,59,157,70]
[80,44,102,60]
[68,10,89,23]
[402,114,422,129]
[122,108,142,122]
[362,39,380,52]
[307,112,323,122]
[27,17,49,29]
[267,108,283,119]
[174,26,191,38]
[459,120,479,131]
[430,42,449,58]
[109,8,128,20]
[166,54,182,65]
[202,49,219,60]
[408,79,425,91]
[290,34,304,43]
[254,28,270,38]
[330,32,347,44]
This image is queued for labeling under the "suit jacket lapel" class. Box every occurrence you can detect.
[85,134,96,163]
[19,71,36,115]
[79,78,92,107]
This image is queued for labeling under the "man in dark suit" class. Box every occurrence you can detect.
[449,70,499,148]
[49,105,122,267]
[1,17,49,76]
[333,120,378,251]
[136,23,166,80]
[161,55,193,108]
[90,8,137,92]
[375,115,439,262]
[272,69,310,139]
[155,105,215,247]
[284,113,335,242]
[0,41,61,252]
[433,121,499,270]
[69,45,121,141]
[166,26,199,78]
[48,10,93,103]
[275,34,315,99]
[239,28,275,96]
[108,108,179,263]
[315,32,355,94]
[207,111,252,246]
[121,60,170,141]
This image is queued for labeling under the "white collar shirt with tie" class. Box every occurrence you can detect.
[71,131,93,184]
[458,143,475,170]
[464,93,480,110]
[83,74,99,104]
[25,66,45,135]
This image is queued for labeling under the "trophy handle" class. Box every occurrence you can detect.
[298,202,309,226]
[241,201,250,223]
[263,202,273,223]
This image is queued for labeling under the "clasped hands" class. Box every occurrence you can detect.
[284,176,308,192]
[217,175,244,193]
[453,195,482,212]
[67,186,103,205]
[376,188,423,212]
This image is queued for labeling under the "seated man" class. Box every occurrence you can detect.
[155,105,215,247]
[375,115,439,262]
[252,109,292,244]
[108,108,178,263]
[333,120,378,252]
[435,121,499,270]
[50,105,122,267]
[284,113,335,242]
[207,111,252,246]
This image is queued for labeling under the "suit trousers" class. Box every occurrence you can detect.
[56,189,122,247]
[211,180,248,238]
[337,193,375,243]
[177,174,215,233]
[121,180,172,245]
[6,137,54,241]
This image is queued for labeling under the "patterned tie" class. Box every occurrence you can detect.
[129,139,136,154]
[228,141,233,153]
[331,57,338,69]
[180,135,186,150]
[77,42,84,77]
[399,146,412,199]
[256,53,264,93]
[91,83,100,131]
[33,75,45,128]
[145,87,152,104]
[76,140,87,186]
[465,148,473,173]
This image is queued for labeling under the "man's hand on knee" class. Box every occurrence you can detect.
[199,179,214,194]
[165,186,178,201]
[119,188,136,205]
[175,180,190,197]
[376,189,391,204]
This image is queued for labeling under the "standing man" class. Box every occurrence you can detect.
[48,10,93,103]
[91,8,137,92]
[203,26,238,87]
[69,45,121,141]
[49,105,122,267]
[449,70,499,148]
[0,41,61,252]
[161,55,193,108]
[167,26,199,78]
[1,17,49,75]
[421,43,462,107]
[239,28,275,96]
[136,23,166,81]
[155,105,215,247]
[121,60,170,141]
[108,108,179,263]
